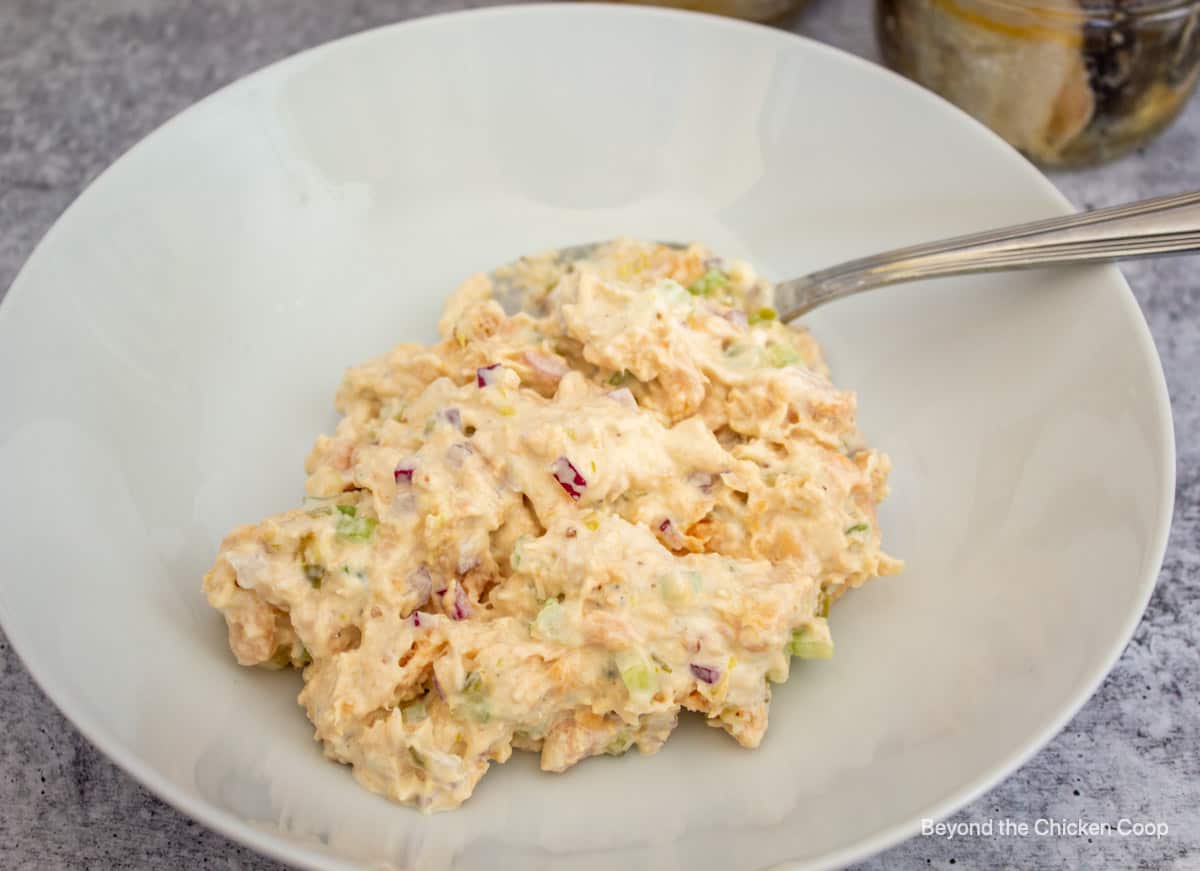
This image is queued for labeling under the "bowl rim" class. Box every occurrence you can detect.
[0,5,1176,870]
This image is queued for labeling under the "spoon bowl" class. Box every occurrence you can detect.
[492,190,1200,320]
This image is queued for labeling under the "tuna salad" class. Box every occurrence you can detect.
[203,238,902,811]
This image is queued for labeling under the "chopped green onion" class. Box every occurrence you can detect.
[408,747,425,767]
[845,523,869,535]
[607,370,633,387]
[748,307,778,325]
[688,269,728,296]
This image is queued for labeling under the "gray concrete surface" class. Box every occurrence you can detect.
[1,1,1196,868]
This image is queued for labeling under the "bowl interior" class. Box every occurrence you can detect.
[0,7,1172,870]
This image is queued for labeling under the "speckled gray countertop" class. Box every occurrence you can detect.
[1,1,1196,868]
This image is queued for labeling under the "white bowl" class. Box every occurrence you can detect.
[0,6,1174,869]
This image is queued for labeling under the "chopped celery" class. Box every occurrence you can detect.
[749,307,778,325]
[509,540,524,570]
[531,599,565,641]
[302,496,334,516]
[658,280,694,308]
[789,618,834,659]
[458,671,491,722]
[607,369,633,387]
[303,564,325,588]
[766,343,801,368]
[765,658,789,683]
[402,700,428,724]
[688,269,728,296]
[336,512,377,542]
[336,505,356,517]
[605,731,633,756]
[615,650,657,699]
[845,522,869,535]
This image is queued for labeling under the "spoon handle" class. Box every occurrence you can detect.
[776,190,1200,320]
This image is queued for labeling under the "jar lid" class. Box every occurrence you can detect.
[981,0,1198,19]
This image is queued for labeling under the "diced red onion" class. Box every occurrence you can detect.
[432,674,444,700]
[411,611,423,628]
[476,363,502,387]
[457,552,480,575]
[441,408,462,429]
[523,350,568,380]
[688,471,714,494]
[551,456,587,501]
[724,309,748,328]
[658,518,685,549]
[690,663,721,684]
[704,257,726,271]
[446,442,473,468]
[606,387,637,409]
[452,584,471,620]
[394,461,416,484]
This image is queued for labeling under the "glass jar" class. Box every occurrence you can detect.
[876,0,1200,167]
[617,0,806,23]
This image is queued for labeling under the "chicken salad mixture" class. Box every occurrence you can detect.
[203,238,901,811]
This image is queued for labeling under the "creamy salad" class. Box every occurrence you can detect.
[203,238,901,812]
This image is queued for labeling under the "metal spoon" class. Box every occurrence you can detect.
[490,190,1200,320]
